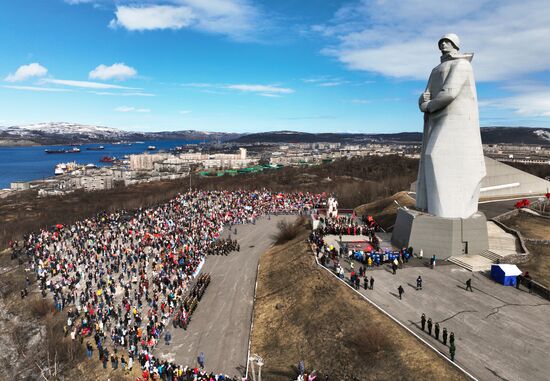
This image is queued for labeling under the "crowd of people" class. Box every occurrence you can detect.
[12,190,324,380]
[310,217,414,273]
[316,214,380,238]
[310,214,466,367]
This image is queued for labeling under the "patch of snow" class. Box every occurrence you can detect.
[533,129,550,142]
[4,122,129,139]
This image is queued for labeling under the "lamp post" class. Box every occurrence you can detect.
[247,354,264,381]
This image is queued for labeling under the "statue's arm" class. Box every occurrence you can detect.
[419,76,432,112]
[426,60,469,113]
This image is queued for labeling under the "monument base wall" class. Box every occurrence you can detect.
[391,208,488,259]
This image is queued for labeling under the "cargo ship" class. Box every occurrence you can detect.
[45,147,81,154]
[99,156,116,163]
[45,149,66,154]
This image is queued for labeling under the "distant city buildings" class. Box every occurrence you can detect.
[129,147,252,171]
[8,147,256,196]
[483,144,550,165]
[6,142,549,197]
[269,142,420,166]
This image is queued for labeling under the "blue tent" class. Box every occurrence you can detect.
[491,264,522,286]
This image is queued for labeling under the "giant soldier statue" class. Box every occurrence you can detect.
[392,34,489,258]
[416,33,485,219]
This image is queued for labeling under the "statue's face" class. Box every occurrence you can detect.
[439,39,455,53]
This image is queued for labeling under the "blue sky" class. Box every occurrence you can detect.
[1,0,549,133]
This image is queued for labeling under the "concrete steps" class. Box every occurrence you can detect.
[448,254,493,272]
[448,222,525,272]
[479,249,503,262]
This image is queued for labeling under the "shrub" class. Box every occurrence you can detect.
[344,327,393,367]
[271,217,305,245]
[30,297,53,318]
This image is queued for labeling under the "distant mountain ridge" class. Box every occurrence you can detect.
[1,123,549,146]
[0,122,240,145]
[231,127,550,145]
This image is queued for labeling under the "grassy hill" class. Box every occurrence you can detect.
[250,219,468,380]
[354,191,416,230]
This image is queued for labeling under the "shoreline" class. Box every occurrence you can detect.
[0,139,138,147]
[0,139,41,147]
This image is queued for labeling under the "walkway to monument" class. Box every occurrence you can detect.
[487,221,522,256]
[330,252,550,381]
[153,215,295,377]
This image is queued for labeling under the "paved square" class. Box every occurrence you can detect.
[324,236,550,381]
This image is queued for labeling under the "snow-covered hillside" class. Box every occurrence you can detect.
[0,122,240,145]
[1,122,128,139]
[534,129,550,143]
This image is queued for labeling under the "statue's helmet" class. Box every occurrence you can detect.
[438,33,460,50]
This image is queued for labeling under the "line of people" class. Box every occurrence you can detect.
[420,313,457,361]
[172,273,211,330]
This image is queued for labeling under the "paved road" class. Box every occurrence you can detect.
[154,215,295,377]
[334,258,550,381]
[478,196,542,219]
[408,191,542,219]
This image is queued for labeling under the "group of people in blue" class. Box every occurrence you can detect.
[347,246,413,267]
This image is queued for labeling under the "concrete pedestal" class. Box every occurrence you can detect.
[391,208,488,259]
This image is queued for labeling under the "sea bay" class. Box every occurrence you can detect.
[0,140,197,189]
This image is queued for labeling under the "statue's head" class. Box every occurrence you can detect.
[438,33,460,53]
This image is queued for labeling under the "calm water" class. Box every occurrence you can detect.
[0,140,197,189]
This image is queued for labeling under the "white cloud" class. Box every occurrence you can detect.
[482,85,550,117]
[181,82,214,88]
[91,91,156,97]
[115,106,133,112]
[200,89,226,95]
[5,63,48,82]
[110,5,194,31]
[43,79,137,89]
[65,0,94,4]
[2,85,71,92]
[301,75,349,87]
[109,1,261,40]
[89,63,137,81]
[351,99,371,104]
[279,115,336,120]
[181,82,293,96]
[115,106,151,113]
[179,110,192,114]
[225,84,294,94]
[318,81,348,87]
[316,0,550,81]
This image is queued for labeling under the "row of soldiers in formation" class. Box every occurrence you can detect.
[421,313,457,361]
[172,273,211,330]
[208,237,239,256]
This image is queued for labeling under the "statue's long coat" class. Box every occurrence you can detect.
[416,55,485,218]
